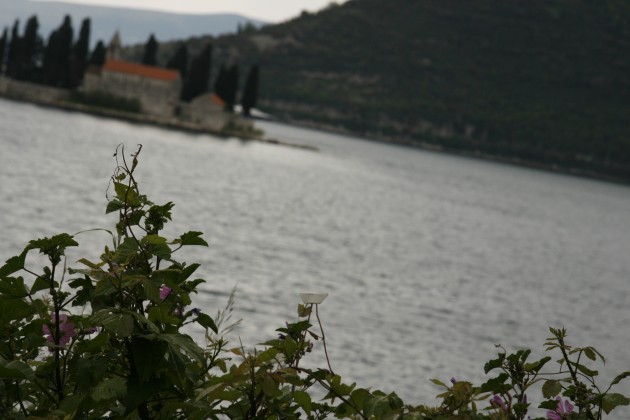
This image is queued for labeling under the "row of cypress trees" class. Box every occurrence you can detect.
[0,15,259,115]
[0,15,94,88]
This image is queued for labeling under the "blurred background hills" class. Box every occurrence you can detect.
[0,0,266,46]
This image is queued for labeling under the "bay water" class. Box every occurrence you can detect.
[1,98,628,413]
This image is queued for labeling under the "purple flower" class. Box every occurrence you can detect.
[160,285,172,301]
[546,396,574,420]
[491,395,508,412]
[278,333,286,340]
[42,314,76,347]
[191,307,201,316]
[450,377,457,384]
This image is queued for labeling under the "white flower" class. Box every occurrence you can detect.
[300,293,328,304]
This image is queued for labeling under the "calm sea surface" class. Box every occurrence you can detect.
[1,98,628,413]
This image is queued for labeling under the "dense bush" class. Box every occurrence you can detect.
[0,145,628,419]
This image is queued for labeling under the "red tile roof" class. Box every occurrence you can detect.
[103,59,180,82]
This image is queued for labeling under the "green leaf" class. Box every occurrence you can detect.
[430,378,448,388]
[114,181,140,206]
[30,275,51,294]
[91,376,127,402]
[151,333,205,366]
[524,356,551,373]
[602,393,630,414]
[0,361,34,379]
[542,380,562,398]
[584,347,597,361]
[0,297,34,321]
[92,310,135,337]
[539,399,560,410]
[0,250,27,278]
[480,373,510,393]
[196,313,218,333]
[293,390,312,414]
[573,362,598,377]
[484,353,505,374]
[174,231,208,247]
[142,235,172,259]
[611,371,630,386]
[196,383,227,401]
[179,263,200,281]
[0,276,29,298]
[261,374,278,396]
[105,199,125,214]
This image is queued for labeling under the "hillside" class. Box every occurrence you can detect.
[138,0,630,181]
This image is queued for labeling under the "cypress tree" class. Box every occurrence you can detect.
[0,28,8,74]
[18,15,39,81]
[241,65,259,117]
[42,15,73,87]
[141,34,158,66]
[181,43,212,102]
[71,18,90,86]
[6,20,20,78]
[223,64,239,112]
[166,43,188,79]
[89,40,106,66]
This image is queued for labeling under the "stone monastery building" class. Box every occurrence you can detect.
[83,32,181,117]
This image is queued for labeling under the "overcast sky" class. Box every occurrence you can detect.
[34,0,349,22]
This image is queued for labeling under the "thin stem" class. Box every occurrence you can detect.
[315,304,334,374]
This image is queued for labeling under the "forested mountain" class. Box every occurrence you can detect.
[146,0,630,181]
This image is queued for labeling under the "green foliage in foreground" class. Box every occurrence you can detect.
[0,145,628,419]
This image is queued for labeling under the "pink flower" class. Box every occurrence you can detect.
[491,395,508,412]
[546,396,574,419]
[42,313,76,347]
[160,285,172,301]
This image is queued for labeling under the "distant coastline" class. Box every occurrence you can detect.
[0,77,317,152]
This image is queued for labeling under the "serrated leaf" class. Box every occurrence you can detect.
[0,276,29,298]
[175,231,209,247]
[0,250,27,278]
[113,182,139,206]
[484,354,505,373]
[602,393,630,414]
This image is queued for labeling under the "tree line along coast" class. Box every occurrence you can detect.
[0,14,262,136]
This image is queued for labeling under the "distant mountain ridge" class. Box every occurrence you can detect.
[0,0,267,46]
[150,0,630,181]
